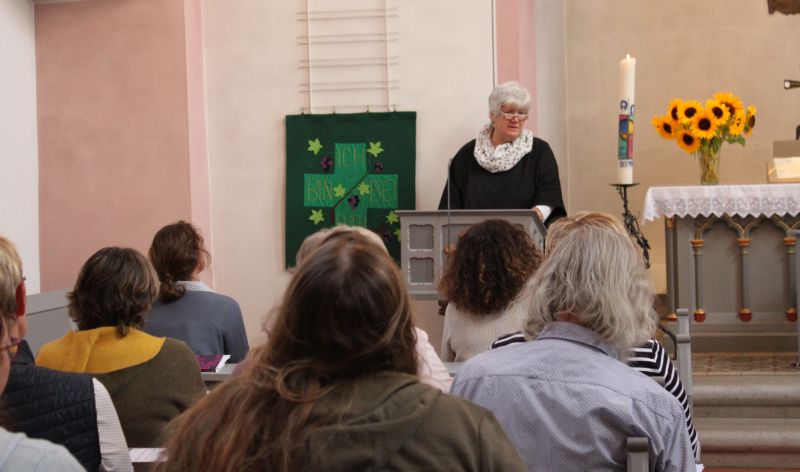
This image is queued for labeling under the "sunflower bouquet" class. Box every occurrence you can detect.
[652,92,756,184]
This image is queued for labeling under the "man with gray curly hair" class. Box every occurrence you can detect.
[451,212,694,471]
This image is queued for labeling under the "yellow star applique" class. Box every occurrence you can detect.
[333,184,346,198]
[309,209,324,225]
[394,228,401,240]
[358,182,370,195]
[307,138,323,155]
[386,211,399,225]
[367,141,384,157]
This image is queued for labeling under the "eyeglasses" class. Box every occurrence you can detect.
[499,111,528,121]
[0,337,21,361]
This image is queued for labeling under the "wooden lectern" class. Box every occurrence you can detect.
[395,210,545,300]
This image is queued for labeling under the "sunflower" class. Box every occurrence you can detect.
[676,130,701,153]
[728,110,745,136]
[679,100,703,123]
[713,92,744,117]
[691,109,718,140]
[667,99,683,124]
[704,99,731,125]
[652,115,675,140]
[745,105,757,135]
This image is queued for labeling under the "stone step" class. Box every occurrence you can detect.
[692,376,800,468]
[693,375,800,418]
[695,418,800,468]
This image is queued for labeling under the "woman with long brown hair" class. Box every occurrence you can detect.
[295,224,452,392]
[160,233,524,471]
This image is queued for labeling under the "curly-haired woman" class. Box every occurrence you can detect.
[438,219,542,361]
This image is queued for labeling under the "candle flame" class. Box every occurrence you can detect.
[626,54,630,60]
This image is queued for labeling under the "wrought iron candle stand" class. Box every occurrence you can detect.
[611,183,675,348]
[611,183,651,269]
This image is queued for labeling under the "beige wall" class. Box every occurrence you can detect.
[534,0,568,210]
[546,0,799,290]
[32,0,795,346]
[202,0,495,346]
[0,0,40,293]
[35,0,210,290]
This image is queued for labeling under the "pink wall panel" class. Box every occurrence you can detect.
[495,0,537,132]
[36,0,198,290]
[183,0,213,286]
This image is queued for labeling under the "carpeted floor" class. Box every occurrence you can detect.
[705,469,800,472]
[693,352,800,375]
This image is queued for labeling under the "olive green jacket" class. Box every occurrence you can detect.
[306,372,525,471]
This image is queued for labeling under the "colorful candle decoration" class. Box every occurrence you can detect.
[618,54,635,184]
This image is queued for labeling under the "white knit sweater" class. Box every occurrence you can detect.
[440,301,528,362]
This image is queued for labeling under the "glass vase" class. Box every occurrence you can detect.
[697,146,720,185]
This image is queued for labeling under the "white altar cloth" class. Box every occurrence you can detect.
[643,184,800,221]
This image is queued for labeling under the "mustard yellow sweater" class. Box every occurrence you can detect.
[38,327,205,447]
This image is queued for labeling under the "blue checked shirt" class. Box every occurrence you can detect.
[451,322,694,472]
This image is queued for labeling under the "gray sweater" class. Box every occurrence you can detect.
[145,290,249,362]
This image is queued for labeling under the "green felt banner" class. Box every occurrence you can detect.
[285,112,416,267]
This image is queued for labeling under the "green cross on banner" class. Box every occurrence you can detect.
[285,112,416,268]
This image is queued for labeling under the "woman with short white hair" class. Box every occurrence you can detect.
[438,81,565,225]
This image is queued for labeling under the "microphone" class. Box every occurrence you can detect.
[446,156,455,256]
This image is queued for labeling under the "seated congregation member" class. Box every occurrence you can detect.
[438,219,542,361]
[490,213,700,459]
[37,247,206,447]
[0,272,82,470]
[160,233,525,471]
[145,221,249,362]
[451,212,694,471]
[295,225,452,392]
[0,237,132,471]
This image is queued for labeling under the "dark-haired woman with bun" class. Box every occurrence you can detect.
[145,221,249,362]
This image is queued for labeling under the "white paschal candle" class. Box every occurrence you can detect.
[618,54,635,184]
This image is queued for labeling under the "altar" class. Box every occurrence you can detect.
[643,184,800,332]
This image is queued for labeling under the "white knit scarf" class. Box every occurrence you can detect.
[473,123,534,173]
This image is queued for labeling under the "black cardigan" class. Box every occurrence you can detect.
[438,137,566,225]
[3,341,101,471]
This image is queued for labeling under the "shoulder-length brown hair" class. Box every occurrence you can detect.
[68,247,157,337]
[149,221,210,303]
[438,219,542,315]
[159,233,418,472]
